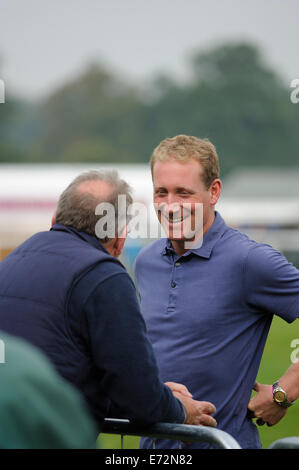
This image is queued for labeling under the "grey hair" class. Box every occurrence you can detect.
[55,170,133,242]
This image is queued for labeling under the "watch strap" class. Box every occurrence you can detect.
[272,381,294,408]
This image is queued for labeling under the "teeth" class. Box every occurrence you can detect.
[165,216,187,223]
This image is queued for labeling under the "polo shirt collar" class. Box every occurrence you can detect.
[161,211,227,259]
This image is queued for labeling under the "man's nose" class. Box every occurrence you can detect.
[166,193,180,207]
[166,201,182,216]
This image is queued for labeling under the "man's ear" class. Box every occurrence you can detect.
[120,224,129,239]
[51,212,56,227]
[210,179,222,206]
[114,236,126,258]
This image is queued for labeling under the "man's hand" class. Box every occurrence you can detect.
[173,392,217,427]
[164,381,216,426]
[165,381,193,398]
[247,382,287,426]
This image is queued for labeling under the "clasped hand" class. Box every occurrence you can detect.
[165,381,217,427]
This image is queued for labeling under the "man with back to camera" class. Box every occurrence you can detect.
[0,169,217,432]
[134,134,299,449]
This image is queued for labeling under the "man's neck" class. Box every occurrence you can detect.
[170,211,216,257]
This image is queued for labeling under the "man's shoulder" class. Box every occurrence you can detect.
[70,256,132,316]
[221,223,261,252]
[82,255,129,287]
[214,222,283,272]
[221,222,293,271]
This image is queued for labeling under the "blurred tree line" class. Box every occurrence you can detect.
[1,42,298,176]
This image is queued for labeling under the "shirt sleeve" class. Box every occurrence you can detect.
[244,243,299,322]
[72,267,185,426]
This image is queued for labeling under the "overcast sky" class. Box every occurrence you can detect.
[1,0,298,99]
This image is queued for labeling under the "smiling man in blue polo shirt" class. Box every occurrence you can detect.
[134,134,299,449]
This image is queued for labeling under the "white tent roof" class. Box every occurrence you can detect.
[0,163,153,201]
[0,163,155,247]
[1,164,299,248]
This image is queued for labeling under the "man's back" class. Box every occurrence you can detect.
[0,224,115,379]
[0,224,129,425]
[0,223,189,429]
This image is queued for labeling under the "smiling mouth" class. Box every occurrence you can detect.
[162,214,189,224]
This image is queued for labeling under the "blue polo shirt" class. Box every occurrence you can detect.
[134,212,299,449]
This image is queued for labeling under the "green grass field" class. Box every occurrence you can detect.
[98,315,299,450]
[255,315,299,448]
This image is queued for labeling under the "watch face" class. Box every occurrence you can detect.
[274,390,286,403]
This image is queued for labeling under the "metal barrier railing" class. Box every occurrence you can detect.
[268,437,299,449]
[102,418,242,449]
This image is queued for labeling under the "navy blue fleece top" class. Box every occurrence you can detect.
[67,236,185,427]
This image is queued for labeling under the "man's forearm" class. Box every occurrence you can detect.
[247,361,299,426]
[277,361,299,403]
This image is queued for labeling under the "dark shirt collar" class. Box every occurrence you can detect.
[161,211,227,259]
[50,223,110,254]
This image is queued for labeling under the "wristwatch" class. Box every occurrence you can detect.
[272,381,294,408]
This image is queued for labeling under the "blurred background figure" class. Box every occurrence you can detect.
[0,331,97,449]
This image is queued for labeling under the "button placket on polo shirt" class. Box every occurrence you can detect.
[167,257,183,313]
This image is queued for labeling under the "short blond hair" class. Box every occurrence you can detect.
[150,135,220,188]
